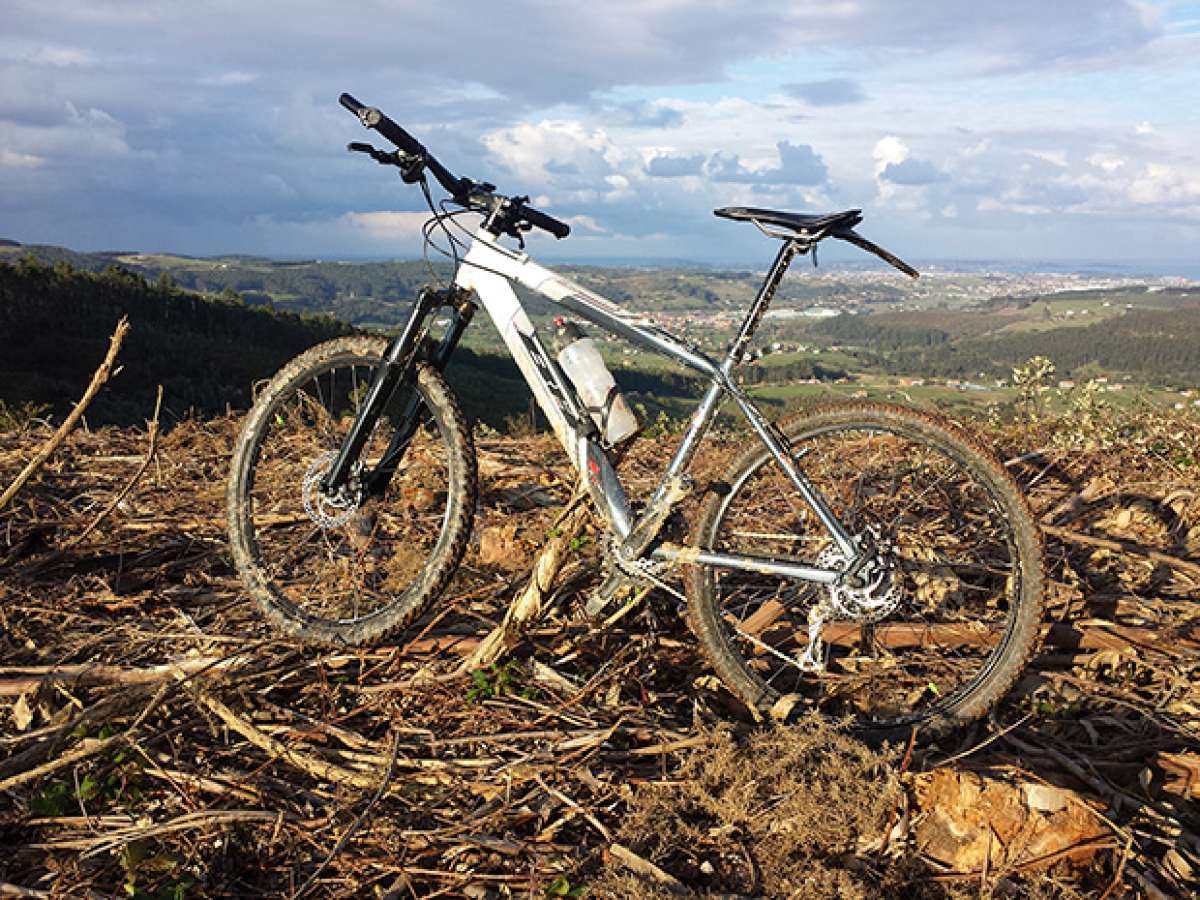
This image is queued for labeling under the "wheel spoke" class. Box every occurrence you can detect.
[228,342,473,640]
[693,409,1039,733]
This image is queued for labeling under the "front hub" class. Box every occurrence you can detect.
[302,450,362,529]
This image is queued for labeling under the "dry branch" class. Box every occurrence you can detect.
[32,809,286,856]
[456,483,592,674]
[1042,524,1200,581]
[0,316,129,511]
[64,383,163,549]
[0,654,237,697]
[195,692,381,791]
[0,736,122,795]
[0,882,52,899]
[607,843,689,894]
[741,621,1200,656]
[0,682,171,794]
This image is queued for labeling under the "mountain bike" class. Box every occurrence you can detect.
[226,93,1045,738]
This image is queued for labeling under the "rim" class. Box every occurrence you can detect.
[237,356,457,628]
[704,418,1023,727]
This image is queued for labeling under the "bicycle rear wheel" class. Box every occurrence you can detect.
[686,403,1043,739]
[227,336,476,644]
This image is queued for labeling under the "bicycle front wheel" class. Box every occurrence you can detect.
[687,403,1043,739]
[227,336,476,645]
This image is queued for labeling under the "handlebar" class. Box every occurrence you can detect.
[339,92,570,241]
[339,93,424,158]
[520,203,571,240]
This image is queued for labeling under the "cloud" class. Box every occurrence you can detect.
[873,136,910,173]
[0,149,42,167]
[4,2,1165,110]
[782,77,866,106]
[339,211,431,241]
[564,214,609,234]
[881,158,943,185]
[645,153,705,177]
[608,100,684,129]
[0,0,1194,262]
[1,100,132,162]
[482,120,617,188]
[1087,153,1125,174]
[198,71,259,87]
[1127,162,1200,207]
[0,39,97,67]
[708,141,828,185]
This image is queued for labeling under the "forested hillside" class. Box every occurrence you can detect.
[0,257,353,425]
[0,257,700,430]
[815,305,1200,384]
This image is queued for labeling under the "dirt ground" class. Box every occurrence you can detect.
[1,406,1198,898]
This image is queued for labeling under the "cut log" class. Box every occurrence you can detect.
[0,655,236,697]
[910,768,1111,873]
[746,621,1199,654]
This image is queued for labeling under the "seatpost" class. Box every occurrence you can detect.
[724,239,801,372]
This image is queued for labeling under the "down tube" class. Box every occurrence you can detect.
[454,263,579,464]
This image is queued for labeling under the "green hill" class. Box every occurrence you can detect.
[0,256,697,432]
[0,256,355,426]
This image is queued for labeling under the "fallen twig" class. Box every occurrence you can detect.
[195,692,381,791]
[1042,524,1200,581]
[65,384,163,550]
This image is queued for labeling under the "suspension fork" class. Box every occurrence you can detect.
[320,286,474,497]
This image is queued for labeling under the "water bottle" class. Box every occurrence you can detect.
[553,318,640,446]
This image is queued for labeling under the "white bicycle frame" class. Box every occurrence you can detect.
[452,225,864,585]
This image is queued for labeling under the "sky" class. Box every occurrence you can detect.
[2,1,1199,266]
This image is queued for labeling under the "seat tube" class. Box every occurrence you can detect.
[724,239,800,370]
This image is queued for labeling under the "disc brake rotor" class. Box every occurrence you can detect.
[301,450,360,529]
[817,537,902,623]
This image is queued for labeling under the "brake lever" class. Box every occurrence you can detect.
[347,141,407,169]
[396,151,425,183]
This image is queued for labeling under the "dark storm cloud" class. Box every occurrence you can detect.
[782,78,867,107]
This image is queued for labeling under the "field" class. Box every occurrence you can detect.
[2,397,1199,898]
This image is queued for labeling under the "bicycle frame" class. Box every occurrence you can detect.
[330,225,869,587]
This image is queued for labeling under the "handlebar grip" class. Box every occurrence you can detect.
[338,92,424,157]
[521,205,571,240]
[360,108,424,157]
[339,93,366,114]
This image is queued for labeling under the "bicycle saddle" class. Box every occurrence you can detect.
[714,206,863,237]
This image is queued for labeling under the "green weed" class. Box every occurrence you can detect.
[544,874,586,897]
[467,661,541,703]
